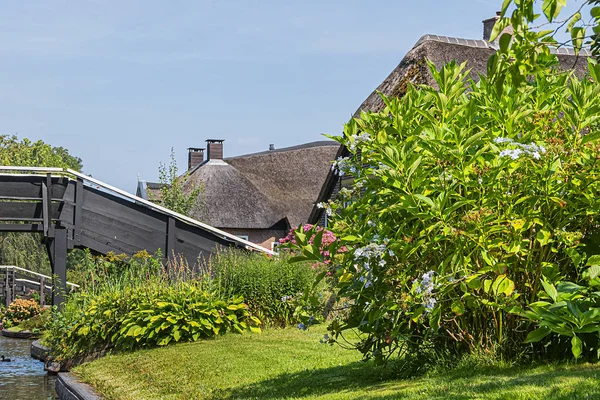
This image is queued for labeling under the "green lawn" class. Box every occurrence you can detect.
[74,327,600,400]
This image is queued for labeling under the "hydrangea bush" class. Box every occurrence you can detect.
[291,9,600,363]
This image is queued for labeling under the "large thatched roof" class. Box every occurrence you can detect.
[142,141,339,230]
[308,34,593,224]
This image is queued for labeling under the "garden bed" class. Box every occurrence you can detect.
[1,327,40,339]
[73,327,600,400]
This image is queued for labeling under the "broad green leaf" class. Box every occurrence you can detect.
[588,265,600,280]
[542,0,566,22]
[541,279,558,302]
[499,33,512,53]
[571,27,586,53]
[572,335,583,359]
[586,255,600,267]
[490,17,510,42]
[536,229,552,246]
[567,12,582,32]
[525,326,552,343]
[451,300,466,315]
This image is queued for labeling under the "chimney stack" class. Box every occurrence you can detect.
[483,11,513,42]
[206,139,224,161]
[269,144,275,151]
[187,148,204,171]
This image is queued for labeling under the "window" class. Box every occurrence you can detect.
[271,241,280,251]
[236,235,249,241]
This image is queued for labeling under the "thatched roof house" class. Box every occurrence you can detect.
[138,140,338,249]
[308,14,592,226]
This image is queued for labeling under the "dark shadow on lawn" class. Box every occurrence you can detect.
[212,361,600,400]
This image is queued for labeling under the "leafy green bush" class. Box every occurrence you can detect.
[291,8,600,364]
[206,249,326,327]
[47,251,260,360]
[524,257,600,359]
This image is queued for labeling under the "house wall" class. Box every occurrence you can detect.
[221,228,287,250]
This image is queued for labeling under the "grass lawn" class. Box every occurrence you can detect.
[74,327,600,400]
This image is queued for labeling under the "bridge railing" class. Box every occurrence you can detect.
[0,166,274,256]
[0,265,79,307]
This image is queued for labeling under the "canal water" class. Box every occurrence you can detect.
[0,334,57,400]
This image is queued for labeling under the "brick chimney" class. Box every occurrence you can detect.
[187,147,204,171]
[483,11,513,42]
[206,139,224,161]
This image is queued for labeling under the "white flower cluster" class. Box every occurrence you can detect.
[316,202,333,216]
[348,132,372,152]
[494,137,546,160]
[439,171,454,182]
[353,241,392,289]
[414,270,437,312]
[354,242,388,261]
[377,162,391,172]
[338,187,353,197]
[331,156,357,176]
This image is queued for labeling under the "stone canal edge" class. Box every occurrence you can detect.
[56,372,102,400]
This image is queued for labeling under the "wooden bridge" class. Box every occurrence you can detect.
[0,265,79,307]
[0,166,272,306]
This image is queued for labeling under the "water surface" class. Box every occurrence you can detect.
[0,334,56,400]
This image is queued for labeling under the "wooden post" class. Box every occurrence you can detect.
[39,276,46,306]
[47,227,68,307]
[5,268,12,307]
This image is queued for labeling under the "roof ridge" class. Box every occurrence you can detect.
[226,140,338,160]
[414,34,492,50]
[414,33,592,56]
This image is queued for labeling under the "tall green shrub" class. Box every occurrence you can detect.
[207,249,325,327]
[292,8,600,363]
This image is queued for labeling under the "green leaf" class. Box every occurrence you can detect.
[173,329,181,342]
[500,0,512,15]
[586,255,600,267]
[490,17,510,42]
[567,12,582,32]
[407,156,422,180]
[525,326,552,343]
[588,265,600,280]
[571,27,586,53]
[572,335,583,359]
[414,194,434,208]
[536,229,552,246]
[541,279,558,302]
[499,33,512,53]
[451,300,466,315]
[542,0,566,22]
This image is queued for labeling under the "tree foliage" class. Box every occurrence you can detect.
[0,134,83,274]
[0,134,82,170]
[292,2,600,364]
[493,0,600,57]
[153,148,203,217]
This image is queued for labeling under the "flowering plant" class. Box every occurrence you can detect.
[2,298,42,328]
[290,11,600,363]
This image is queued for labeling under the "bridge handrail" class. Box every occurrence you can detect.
[0,166,275,256]
[0,265,79,288]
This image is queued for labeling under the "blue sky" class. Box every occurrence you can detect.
[0,0,557,191]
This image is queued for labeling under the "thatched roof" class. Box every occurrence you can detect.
[308,34,593,224]
[356,35,591,117]
[143,141,339,230]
